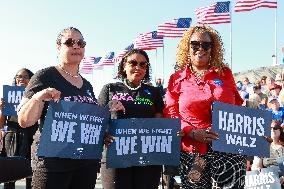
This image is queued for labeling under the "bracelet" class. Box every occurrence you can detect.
[191,129,196,140]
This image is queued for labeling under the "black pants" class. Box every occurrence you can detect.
[32,163,99,189]
[101,162,162,189]
[180,151,246,189]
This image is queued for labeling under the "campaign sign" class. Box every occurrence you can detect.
[212,101,271,157]
[245,167,281,189]
[2,85,25,116]
[106,118,181,168]
[38,100,109,159]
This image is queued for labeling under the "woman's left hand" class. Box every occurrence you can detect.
[109,100,125,113]
[104,133,115,147]
[192,128,219,143]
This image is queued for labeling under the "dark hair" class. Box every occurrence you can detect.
[116,48,151,83]
[56,27,84,45]
[12,68,34,86]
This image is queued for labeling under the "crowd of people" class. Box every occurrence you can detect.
[0,25,284,189]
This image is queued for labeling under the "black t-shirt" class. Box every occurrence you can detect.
[24,66,99,172]
[98,82,164,119]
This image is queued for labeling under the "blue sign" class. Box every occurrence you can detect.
[2,85,25,116]
[38,100,110,159]
[245,167,281,189]
[212,101,271,157]
[106,118,181,168]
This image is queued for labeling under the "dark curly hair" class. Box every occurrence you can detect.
[12,68,34,86]
[116,48,151,83]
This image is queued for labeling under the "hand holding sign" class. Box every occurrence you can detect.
[191,127,219,143]
[108,100,125,113]
[33,87,61,102]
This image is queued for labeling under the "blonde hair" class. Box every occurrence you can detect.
[247,93,261,109]
[176,25,226,73]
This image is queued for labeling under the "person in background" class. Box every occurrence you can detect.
[264,76,275,96]
[275,73,283,86]
[163,25,246,189]
[267,97,284,129]
[252,85,267,109]
[17,27,123,189]
[98,48,164,189]
[242,77,254,96]
[269,83,282,99]
[156,78,165,97]
[0,68,36,189]
[251,124,284,187]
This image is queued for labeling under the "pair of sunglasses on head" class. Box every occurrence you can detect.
[62,38,86,48]
[190,41,213,51]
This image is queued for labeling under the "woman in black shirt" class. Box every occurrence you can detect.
[17,27,123,189]
[99,48,164,189]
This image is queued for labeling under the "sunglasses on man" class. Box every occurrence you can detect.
[126,60,148,69]
[190,41,212,51]
[62,38,86,48]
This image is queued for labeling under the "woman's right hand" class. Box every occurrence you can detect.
[32,87,61,102]
[190,128,219,143]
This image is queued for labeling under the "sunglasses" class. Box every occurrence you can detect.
[62,38,86,48]
[127,60,148,69]
[190,41,212,51]
[16,75,30,80]
[271,127,281,130]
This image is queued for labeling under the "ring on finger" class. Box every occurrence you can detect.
[205,129,210,134]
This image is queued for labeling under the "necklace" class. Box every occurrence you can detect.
[123,80,141,90]
[58,65,80,78]
[190,66,208,80]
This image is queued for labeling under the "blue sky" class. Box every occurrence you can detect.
[0,0,283,95]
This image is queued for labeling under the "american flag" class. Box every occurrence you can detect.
[113,44,134,63]
[235,0,277,12]
[93,57,103,70]
[97,52,115,66]
[79,56,94,74]
[157,18,191,38]
[195,1,231,25]
[133,31,164,50]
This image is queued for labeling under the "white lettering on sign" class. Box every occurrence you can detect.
[50,120,76,143]
[141,136,172,153]
[115,136,137,155]
[219,111,265,136]
[80,123,102,144]
[8,90,24,103]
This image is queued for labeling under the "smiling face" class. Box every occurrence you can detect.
[123,53,148,84]
[57,30,85,65]
[189,32,212,69]
[15,70,30,86]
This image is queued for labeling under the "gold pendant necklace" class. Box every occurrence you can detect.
[59,65,80,78]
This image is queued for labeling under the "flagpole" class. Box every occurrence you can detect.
[162,46,165,81]
[230,1,233,70]
[274,0,278,65]
[155,49,157,82]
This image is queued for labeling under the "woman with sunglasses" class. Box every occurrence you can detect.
[98,48,164,189]
[17,27,124,189]
[0,68,36,189]
[163,25,246,189]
